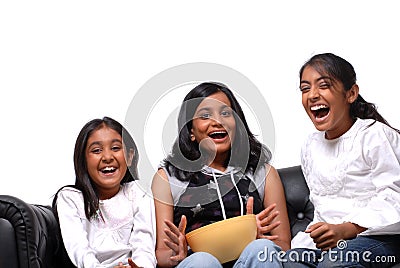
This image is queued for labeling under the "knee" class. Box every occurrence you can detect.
[238,239,283,267]
[244,239,282,254]
[179,252,221,268]
[241,239,283,261]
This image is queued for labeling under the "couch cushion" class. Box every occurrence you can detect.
[277,166,314,238]
[0,195,59,268]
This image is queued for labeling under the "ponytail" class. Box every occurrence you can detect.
[351,94,400,134]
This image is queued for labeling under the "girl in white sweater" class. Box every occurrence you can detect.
[53,117,156,268]
[285,53,400,267]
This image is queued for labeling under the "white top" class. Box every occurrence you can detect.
[292,118,400,249]
[56,181,157,268]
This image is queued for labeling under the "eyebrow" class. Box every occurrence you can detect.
[196,104,230,113]
[300,76,332,84]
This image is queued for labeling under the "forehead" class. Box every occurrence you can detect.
[301,66,322,79]
[87,126,121,143]
[196,91,232,110]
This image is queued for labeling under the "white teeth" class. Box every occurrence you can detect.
[210,131,227,135]
[102,167,116,172]
[311,104,328,111]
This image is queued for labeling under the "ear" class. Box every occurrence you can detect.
[126,148,134,166]
[190,129,196,141]
[347,84,359,104]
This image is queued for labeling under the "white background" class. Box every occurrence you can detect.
[1,1,399,205]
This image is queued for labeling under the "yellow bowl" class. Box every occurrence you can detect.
[185,214,257,263]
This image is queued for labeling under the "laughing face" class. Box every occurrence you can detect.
[85,126,133,199]
[191,91,236,166]
[300,65,358,139]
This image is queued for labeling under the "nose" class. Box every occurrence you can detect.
[211,113,224,127]
[101,149,114,163]
[308,86,320,100]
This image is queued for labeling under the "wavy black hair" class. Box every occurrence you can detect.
[164,82,271,181]
[300,53,399,133]
[52,116,139,221]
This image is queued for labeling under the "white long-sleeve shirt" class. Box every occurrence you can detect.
[56,181,156,268]
[292,118,400,249]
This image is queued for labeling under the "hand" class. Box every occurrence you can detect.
[114,258,142,268]
[163,215,188,265]
[306,222,364,251]
[246,197,280,239]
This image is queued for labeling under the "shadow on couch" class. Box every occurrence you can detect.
[2,165,393,267]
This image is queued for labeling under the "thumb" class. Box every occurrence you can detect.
[178,215,187,234]
[246,196,254,215]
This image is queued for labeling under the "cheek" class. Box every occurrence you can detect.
[301,94,308,110]
[228,120,236,138]
[85,156,97,172]
[192,123,207,138]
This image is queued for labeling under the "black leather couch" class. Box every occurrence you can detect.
[0,166,314,267]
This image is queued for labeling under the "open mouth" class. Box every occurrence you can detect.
[100,166,117,174]
[208,131,228,140]
[311,104,330,120]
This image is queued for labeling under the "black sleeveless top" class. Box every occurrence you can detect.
[169,167,265,233]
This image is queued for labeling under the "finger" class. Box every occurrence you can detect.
[305,222,324,233]
[164,228,179,244]
[164,219,180,236]
[178,215,187,234]
[315,238,335,251]
[246,196,254,214]
[170,255,184,264]
[170,248,187,263]
[259,210,279,226]
[259,221,281,234]
[164,238,179,253]
[257,203,277,220]
[309,224,328,239]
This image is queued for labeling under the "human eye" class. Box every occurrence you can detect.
[319,81,331,89]
[199,112,211,119]
[90,147,102,154]
[111,145,122,151]
[221,109,232,117]
[300,84,310,92]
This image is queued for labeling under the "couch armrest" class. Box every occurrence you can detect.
[277,166,314,238]
[0,195,59,268]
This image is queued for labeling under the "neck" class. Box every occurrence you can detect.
[98,187,120,200]
[209,152,229,172]
[325,117,356,140]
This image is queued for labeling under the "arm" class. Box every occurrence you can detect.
[129,184,157,268]
[151,169,187,268]
[342,125,400,230]
[56,189,105,268]
[263,165,291,251]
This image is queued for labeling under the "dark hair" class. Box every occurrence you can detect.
[164,82,271,181]
[300,53,399,133]
[52,116,139,220]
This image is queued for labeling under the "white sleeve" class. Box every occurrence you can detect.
[344,125,400,231]
[56,189,107,268]
[129,186,157,268]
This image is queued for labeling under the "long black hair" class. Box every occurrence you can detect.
[164,82,271,181]
[300,53,399,133]
[52,116,139,221]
